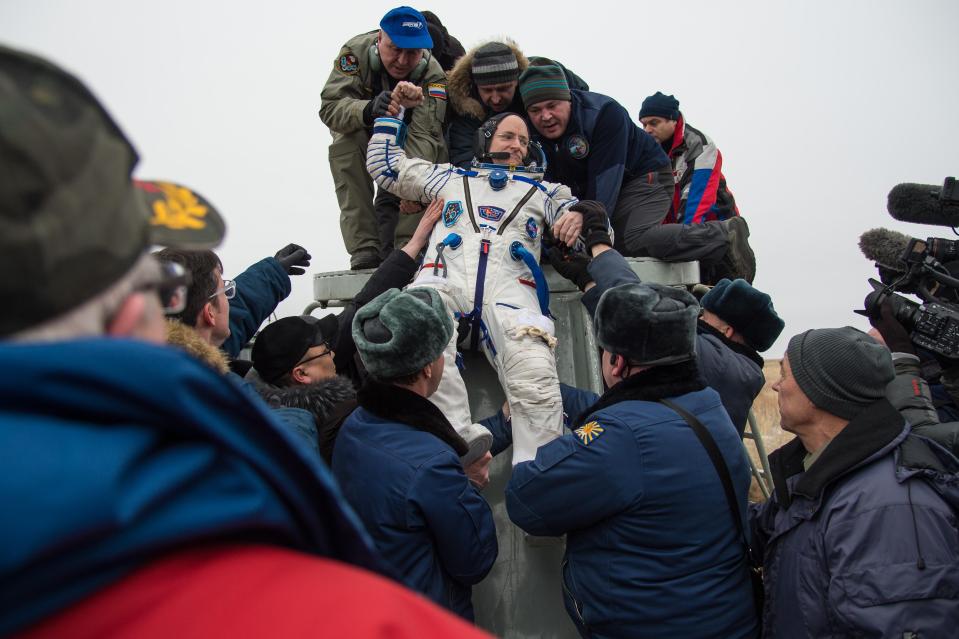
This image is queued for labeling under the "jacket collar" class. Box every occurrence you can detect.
[666,113,686,157]
[574,360,705,427]
[356,379,469,457]
[697,320,765,368]
[770,399,907,508]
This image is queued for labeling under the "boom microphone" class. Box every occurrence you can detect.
[887,179,959,227]
[859,228,912,269]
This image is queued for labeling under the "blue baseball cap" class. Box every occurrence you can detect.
[379,6,433,49]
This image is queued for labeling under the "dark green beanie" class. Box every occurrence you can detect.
[785,327,894,420]
[352,287,453,380]
[518,63,570,106]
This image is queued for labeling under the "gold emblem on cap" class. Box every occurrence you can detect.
[149,182,208,230]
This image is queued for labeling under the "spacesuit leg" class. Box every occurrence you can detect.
[408,283,493,464]
[485,303,563,465]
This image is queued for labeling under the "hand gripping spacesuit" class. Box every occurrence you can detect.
[366,115,580,465]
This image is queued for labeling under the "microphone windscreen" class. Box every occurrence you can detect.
[859,227,912,268]
[888,183,959,227]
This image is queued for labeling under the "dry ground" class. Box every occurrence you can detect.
[744,360,793,501]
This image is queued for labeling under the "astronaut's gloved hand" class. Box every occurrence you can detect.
[571,200,612,251]
[363,90,394,125]
[868,299,915,355]
[274,243,312,275]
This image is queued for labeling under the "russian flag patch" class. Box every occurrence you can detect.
[428,83,447,100]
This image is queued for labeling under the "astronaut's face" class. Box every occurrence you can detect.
[488,115,529,166]
[526,99,571,140]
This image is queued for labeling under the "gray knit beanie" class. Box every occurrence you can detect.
[352,287,452,380]
[471,42,520,87]
[785,327,894,420]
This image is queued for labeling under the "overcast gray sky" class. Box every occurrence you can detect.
[3,0,957,356]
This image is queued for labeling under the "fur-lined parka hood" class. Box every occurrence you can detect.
[447,38,529,119]
[246,370,356,425]
[165,319,230,374]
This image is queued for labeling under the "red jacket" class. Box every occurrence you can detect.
[18,545,493,639]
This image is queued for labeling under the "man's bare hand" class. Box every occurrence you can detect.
[392,81,425,108]
[552,210,583,247]
[402,197,442,258]
[399,199,425,215]
[464,451,493,490]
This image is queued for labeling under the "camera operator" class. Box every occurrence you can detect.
[869,301,959,456]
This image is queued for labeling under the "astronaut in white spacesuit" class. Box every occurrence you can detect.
[366,110,591,465]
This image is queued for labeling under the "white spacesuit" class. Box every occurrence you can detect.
[366,116,579,465]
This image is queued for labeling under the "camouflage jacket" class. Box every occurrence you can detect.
[319,30,448,162]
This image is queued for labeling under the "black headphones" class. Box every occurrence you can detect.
[368,41,430,84]
[473,113,512,163]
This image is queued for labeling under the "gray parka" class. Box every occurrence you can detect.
[749,398,959,637]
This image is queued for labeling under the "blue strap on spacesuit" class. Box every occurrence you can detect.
[468,237,492,351]
[510,241,551,316]
[511,174,548,193]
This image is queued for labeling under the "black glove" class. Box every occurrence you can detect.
[274,243,311,276]
[868,299,915,355]
[362,91,393,125]
[543,234,592,291]
[570,200,612,251]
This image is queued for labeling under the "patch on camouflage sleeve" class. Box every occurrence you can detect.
[338,53,359,75]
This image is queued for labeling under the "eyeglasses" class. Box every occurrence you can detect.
[494,131,530,147]
[296,342,334,367]
[209,279,236,300]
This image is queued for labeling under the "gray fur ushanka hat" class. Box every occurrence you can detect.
[594,282,700,365]
[352,287,453,379]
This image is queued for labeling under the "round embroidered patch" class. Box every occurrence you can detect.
[566,134,589,159]
[338,54,359,75]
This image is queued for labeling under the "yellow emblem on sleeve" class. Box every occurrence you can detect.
[574,421,604,445]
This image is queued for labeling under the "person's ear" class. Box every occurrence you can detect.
[421,362,433,381]
[106,293,146,337]
[610,353,628,378]
[200,300,216,328]
[291,366,310,384]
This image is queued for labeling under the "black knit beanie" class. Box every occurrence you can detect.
[639,91,680,120]
[471,42,519,87]
[785,327,894,420]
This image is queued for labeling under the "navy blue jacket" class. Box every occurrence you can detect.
[332,380,497,619]
[696,324,765,436]
[582,249,763,435]
[506,365,758,638]
[0,339,380,637]
[538,90,669,215]
[224,257,291,358]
